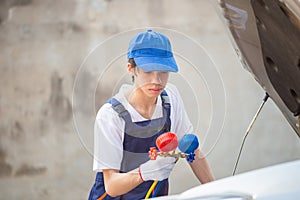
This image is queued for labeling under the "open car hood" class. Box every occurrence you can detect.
[215,0,300,137]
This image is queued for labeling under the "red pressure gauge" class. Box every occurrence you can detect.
[156,132,178,152]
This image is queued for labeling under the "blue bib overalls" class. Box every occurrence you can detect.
[88,91,171,200]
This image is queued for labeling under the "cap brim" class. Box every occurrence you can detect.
[134,56,178,72]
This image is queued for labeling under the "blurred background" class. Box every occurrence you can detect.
[0,0,300,199]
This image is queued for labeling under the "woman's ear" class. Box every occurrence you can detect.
[127,63,133,74]
[128,63,136,83]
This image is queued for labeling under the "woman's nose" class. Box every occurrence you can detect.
[151,72,162,84]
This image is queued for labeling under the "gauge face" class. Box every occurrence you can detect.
[178,134,199,154]
[156,132,178,152]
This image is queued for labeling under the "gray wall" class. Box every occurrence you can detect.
[1,0,299,199]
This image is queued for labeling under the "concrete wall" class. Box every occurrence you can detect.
[1,0,299,199]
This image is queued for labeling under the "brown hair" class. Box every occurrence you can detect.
[128,58,137,82]
[128,58,136,67]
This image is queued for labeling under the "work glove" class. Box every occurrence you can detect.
[138,156,175,181]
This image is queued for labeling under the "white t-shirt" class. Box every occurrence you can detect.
[93,83,193,172]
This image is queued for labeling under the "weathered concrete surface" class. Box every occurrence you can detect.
[0,0,299,199]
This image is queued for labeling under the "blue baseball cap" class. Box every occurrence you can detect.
[127,30,178,72]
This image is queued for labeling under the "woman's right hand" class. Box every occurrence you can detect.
[138,156,176,181]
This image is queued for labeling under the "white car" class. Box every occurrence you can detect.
[154,160,300,199]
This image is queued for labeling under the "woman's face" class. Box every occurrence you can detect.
[129,65,169,98]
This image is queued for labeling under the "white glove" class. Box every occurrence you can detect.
[138,157,175,181]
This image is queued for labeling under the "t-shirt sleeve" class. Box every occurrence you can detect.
[166,84,193,140]
[93,103,125,171]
